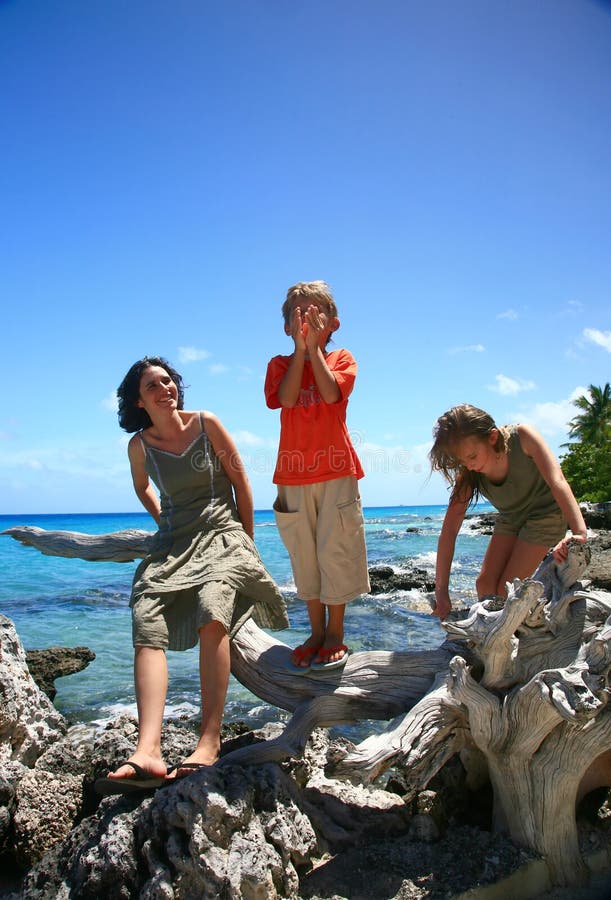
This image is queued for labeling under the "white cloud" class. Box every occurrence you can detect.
[449,344,485,354]
[177,346,211,364]
[102,390,118,412]
[497,309,518,321]
[488,374,536,396]
[348,437,433,478]
[209,363,229,375]
[510,386,587,437]
[583,328,611,353]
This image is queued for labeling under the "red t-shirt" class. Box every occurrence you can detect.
[264,348,365,486]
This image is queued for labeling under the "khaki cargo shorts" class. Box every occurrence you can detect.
[273,476,370,605]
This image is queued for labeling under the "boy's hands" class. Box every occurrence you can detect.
[304,304,328,351]
[290,307,307,352]
[290,304,329,353]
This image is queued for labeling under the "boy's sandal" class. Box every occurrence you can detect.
[284,644,321,675]
[310,645,350,673]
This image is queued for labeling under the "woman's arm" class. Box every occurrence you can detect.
[127,435,161,524]
[518,423,587,559]
[433,493,471,620]
[203,412,254,538]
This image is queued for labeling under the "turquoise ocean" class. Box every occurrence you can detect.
[0,505,492,734]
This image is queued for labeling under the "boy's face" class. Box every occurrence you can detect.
[284,297,338,335]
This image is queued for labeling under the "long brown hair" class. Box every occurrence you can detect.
[429,404,509,505]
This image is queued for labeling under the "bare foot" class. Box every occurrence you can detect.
[107,751,167,781]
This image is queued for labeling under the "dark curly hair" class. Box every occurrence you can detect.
[117,356,185,433]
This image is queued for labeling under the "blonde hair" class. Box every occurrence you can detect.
[429,404,510,504]
[281,280,338,328]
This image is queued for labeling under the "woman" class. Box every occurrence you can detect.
[97,356,288,794]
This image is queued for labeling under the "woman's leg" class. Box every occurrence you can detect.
[177,620,230,769]
[108,645,168,779]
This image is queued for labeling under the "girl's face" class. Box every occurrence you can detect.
[136,365,178,416]
[453,431,499,475]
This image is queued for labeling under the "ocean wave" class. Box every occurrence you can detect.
[408,550,437,569]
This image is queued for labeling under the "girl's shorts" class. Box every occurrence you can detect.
[493,509,567,546]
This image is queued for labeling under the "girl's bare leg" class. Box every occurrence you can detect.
[108,645,168,779]
[493,539,550,597]
[477,533,548,598]
[476,533,517,598]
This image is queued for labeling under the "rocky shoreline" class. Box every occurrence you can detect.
[1,503,610,899]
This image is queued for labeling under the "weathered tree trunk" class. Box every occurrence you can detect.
[4,525,611,888]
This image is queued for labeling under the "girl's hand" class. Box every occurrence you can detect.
[432,589,452,621]
[552,533,587,563]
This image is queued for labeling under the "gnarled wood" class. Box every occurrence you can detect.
[3,526,611,889]
[2,526,154,562]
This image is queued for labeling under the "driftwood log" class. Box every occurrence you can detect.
[3,525,611,888]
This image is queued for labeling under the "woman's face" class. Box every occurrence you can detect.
[136,365,178,416]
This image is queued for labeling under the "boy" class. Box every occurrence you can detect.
[264,281,370,673]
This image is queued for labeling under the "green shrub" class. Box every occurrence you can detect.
[561,441,611,503]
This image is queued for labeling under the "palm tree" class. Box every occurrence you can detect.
[567,383,611,446]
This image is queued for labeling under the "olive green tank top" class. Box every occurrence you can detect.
[140,413,240,541]
[476,426,559,524]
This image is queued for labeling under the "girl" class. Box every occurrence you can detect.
[97,356,288,794]
[429,404,587,621]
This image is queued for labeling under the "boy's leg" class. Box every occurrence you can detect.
[290,598,326,666]
[108,645,168,779]
[315,602,347,663]
[274,484,326,666]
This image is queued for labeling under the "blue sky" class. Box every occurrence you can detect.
[1,0,610,514]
